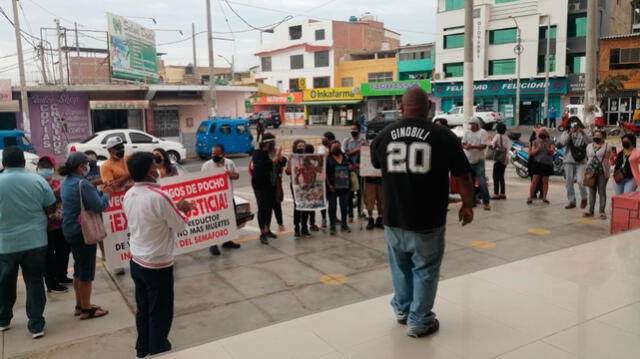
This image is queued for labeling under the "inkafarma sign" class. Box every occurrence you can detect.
[361,80,431,96]
[303,87,363,101]
[107,13,159,83]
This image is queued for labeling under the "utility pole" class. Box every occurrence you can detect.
[231,55,235,84]
[462,0,474,121]
[543,16,551,127]
[192,22,197,68]
[75,22,80,56]
[510,16,522,127]
[55,19,64,85]
[38,42,48,84]
[11,0,30,133]
[584,0,598,127]
[206,0,217,116]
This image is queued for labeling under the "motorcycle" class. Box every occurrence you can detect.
[507,132,565,179]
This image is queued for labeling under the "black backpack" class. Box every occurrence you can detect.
[569,134,587,162]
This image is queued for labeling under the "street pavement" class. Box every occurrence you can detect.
[2,129,615,359]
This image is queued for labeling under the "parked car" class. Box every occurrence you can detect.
[67,129,187,163]
[0,130,35,152]
[255,111,281,129]
[433,105,504,130]
[366,110,402,136]
[0,148,39,173]
[558,104,605,130]
[196,118,254,160]
[247,112,261,126]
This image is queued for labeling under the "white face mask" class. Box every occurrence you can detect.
[82,165,90,177]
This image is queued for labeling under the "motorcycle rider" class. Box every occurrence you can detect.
[559,120,591,209]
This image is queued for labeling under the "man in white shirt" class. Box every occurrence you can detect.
[462,117,491,210]
[123,152,193,358]
[201,145,240,255]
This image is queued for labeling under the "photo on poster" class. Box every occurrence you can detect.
[291,154,327,211]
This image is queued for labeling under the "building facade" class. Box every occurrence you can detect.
[398,43,435,81]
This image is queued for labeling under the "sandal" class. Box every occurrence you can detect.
[583,212,594,218]
[542,199,550,204]
[75,305,101,316]
[80,307,109,320]
[526,199,533,205]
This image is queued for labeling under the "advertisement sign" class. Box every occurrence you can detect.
[250,93,302,105]
[433,78,568,97]
[107,13,159,83]
[0,79,11,101]
[361,80,431,97]
[290,154,327,211]
[102,170,238,268]
[89,100,149,110]
[28,92,90,162]
[360,146,381,177]
[303,87,363,101]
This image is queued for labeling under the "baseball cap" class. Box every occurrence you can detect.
[261,133,276,143]
[468,117,481,125]
[38,155,56,166]
[106,136,124,149]
[65,152,90,171]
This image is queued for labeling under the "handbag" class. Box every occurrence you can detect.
[78,181,107,245]
[613,152,628,184]
[583,145,606,188]
[350,171,360,191]
[493,135,508,164]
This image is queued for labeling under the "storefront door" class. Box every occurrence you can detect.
[0,113,17,130]
[153,107,180,139]
[607,97,635,125]
[521,101,541,126]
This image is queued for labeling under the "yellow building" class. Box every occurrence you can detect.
[334,51,397,89]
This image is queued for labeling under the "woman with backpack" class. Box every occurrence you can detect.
[490,123,511,200]
[583,130,614,219]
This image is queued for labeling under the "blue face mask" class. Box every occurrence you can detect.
[37,168,54,179]
[82,165,91,177]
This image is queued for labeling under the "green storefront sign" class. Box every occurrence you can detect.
[361,80,431,96]
[107,13,159,83]
[433,78,568,97]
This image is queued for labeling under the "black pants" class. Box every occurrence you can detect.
[493,162,507,195]
[254,189,275,230]
[273,201,283,226]
[293,208,309,232]
[328,190,350,227]
[45,228,70,287]
[130,261,174,357]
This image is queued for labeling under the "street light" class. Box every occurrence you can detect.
[218,54,235,84]
[509,16,523,127]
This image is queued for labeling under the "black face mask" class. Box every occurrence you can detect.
[293,149,304,154]
[154,156,163,164]
[322,139,330,147]
[593,137,603,144]
[115,151,125,159]
[351,131,359,138]
[212,155,223,163]
[622,142,632,149]
[538,134,548,140]
[331,148,342,156]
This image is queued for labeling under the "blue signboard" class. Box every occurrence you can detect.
[433,78,568,97]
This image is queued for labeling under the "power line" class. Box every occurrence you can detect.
[27,0,85,27]
[222,0,293,32]
[0,6,40,47]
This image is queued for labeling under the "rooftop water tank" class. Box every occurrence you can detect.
[348,16,358,22]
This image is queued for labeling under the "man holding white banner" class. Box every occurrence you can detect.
[123,152,193,358]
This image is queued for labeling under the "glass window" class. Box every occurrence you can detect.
[315,29,325,40]
[444,62,464,78]
[130,132,154,143]
[290,55,304,70]
[489,28,517,44]
[313,77,330,88]
[610,48,640,69]
[3,137,17,147]
[496,0,517,3]
[567,53,586,74]
[568,14,587,37]
[314,50,329,67]
[444,34,464,49]
[489,59,516,75]
[261,57,272,72]
[81,134,98,143]
[341,78,353,87]
[368,72,393,82]
[537,54,556,73]
[208,124,217,134]
[539,26,557,39]
[219,125,231,135]
[289,25,302,40]
[289,78,300,92]
[101,133,126,144]
[445,0,464,10]
[236,124,248,135]
[197,125,208,134]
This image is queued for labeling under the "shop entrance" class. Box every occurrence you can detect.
[606,97,637,125]
[91,110,144,132]
[0,113,17,130]
[153,107,180,138]
[520,100,541,126]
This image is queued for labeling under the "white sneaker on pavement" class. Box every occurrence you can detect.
[32,331,45,339]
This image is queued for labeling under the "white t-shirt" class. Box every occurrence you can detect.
[201,157,238,174]
[462,129,489,164]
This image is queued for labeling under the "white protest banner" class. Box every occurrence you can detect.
[291,154,327,211]
[360,145,381,177]
[102,169,238,268]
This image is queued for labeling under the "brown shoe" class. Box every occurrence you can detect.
[600,213,607,220]
[490,195,501,200]
[583,212,594,217]
[580,200,587,209]
[565,204,576,209]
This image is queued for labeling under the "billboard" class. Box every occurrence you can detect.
[107,13,159,83]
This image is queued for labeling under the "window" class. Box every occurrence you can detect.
[399,51,431,61]
[236,124,248,135]
[314,50,329,67]
[444,34,464,49]
[313,77,331,88]
[496,0,518,3]
[445,0,464,11]
[290,54,304,69]
[489,28,517,45]
[289,78,300,92]
[289,25,302,40]
[81,134,98,143]
[568,14,587,37]
[444,62,464,78]
[567,53,586,74]
[539,26,557,39]
[219,125,231,135]
[130,132,154,143]
[489,59,516,75]
[315,29,325,40]
[208,124,217,134]
[261,57,272,72]
[610,48,640,69]
[341,78,353,87]
[368,72,393,82]
[537,54,556,73]
[3,137,17,147]
[101,133,126,144]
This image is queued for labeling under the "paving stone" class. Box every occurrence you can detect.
[296,243,388,276]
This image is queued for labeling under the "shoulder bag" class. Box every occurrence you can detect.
[583,144,606,188]
[78,181,107,245]
[493,135,508,165]
[613,152,627,183]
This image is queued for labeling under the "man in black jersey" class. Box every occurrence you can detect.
[371,87,475,338]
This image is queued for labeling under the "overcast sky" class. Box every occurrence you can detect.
[0,0,438,84]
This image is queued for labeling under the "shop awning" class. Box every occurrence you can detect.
[90,100,149,110]
[301,100,362,106]
[0,100,19,113]
[152,98,205,106]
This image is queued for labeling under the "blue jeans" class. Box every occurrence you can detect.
[470,161,490,204]
[385,226,445,330]
[564,163,587,205]
[614,177,638,195]
[0,247,47,333]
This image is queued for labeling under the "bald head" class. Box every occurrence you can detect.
[401,87,430,119]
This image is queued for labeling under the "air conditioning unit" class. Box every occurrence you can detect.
[434,72,444,80]
[569,3,580,11]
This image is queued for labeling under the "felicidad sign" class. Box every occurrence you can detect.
[102,169,238,268]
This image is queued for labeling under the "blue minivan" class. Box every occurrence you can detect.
[0,130,35,152]
[196,118,254,159]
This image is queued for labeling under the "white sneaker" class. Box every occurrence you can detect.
[0,325,10,332]
[32,331,45,339]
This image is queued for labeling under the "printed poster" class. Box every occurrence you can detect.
[360,146,381,177]
[291,154,327,211]
[102,169,238,268]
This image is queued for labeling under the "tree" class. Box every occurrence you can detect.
[597,74,629,96]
